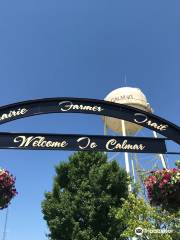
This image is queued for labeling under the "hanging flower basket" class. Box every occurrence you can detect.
[0,168,17,210]
[144,168,180,211]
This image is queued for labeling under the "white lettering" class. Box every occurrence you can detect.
[134,113,168,131]
[59,101,103,112]
[0,108,28,121]
[77,137,97,149]
[106,139,146,151]
[14,136,68,148]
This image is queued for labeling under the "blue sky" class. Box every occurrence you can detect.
[0,1,180,239]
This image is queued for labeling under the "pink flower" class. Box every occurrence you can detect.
[163,179,168,184]
[0,168,17,210]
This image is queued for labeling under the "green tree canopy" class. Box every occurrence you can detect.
[41,151,129,240]
[116,193,180,240]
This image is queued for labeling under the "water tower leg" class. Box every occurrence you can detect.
[104,122,108,136]
[153,131,167,169]
[121,120,131,191]
[131,153,136,183]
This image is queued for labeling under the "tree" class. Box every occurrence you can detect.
[41,151,129,240]
[116,193,180,240]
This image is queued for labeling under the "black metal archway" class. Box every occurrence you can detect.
[0,98,179,153]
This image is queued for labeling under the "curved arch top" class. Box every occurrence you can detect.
[0,97,179,144]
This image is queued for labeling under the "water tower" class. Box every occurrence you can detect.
[103,87,152,135]
[103,87,167,191]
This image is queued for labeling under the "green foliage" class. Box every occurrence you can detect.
[42,151,129,240]
[175,160,180,168]
[116,193,180,240]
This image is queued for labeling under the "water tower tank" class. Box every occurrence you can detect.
[103,87,152,135]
